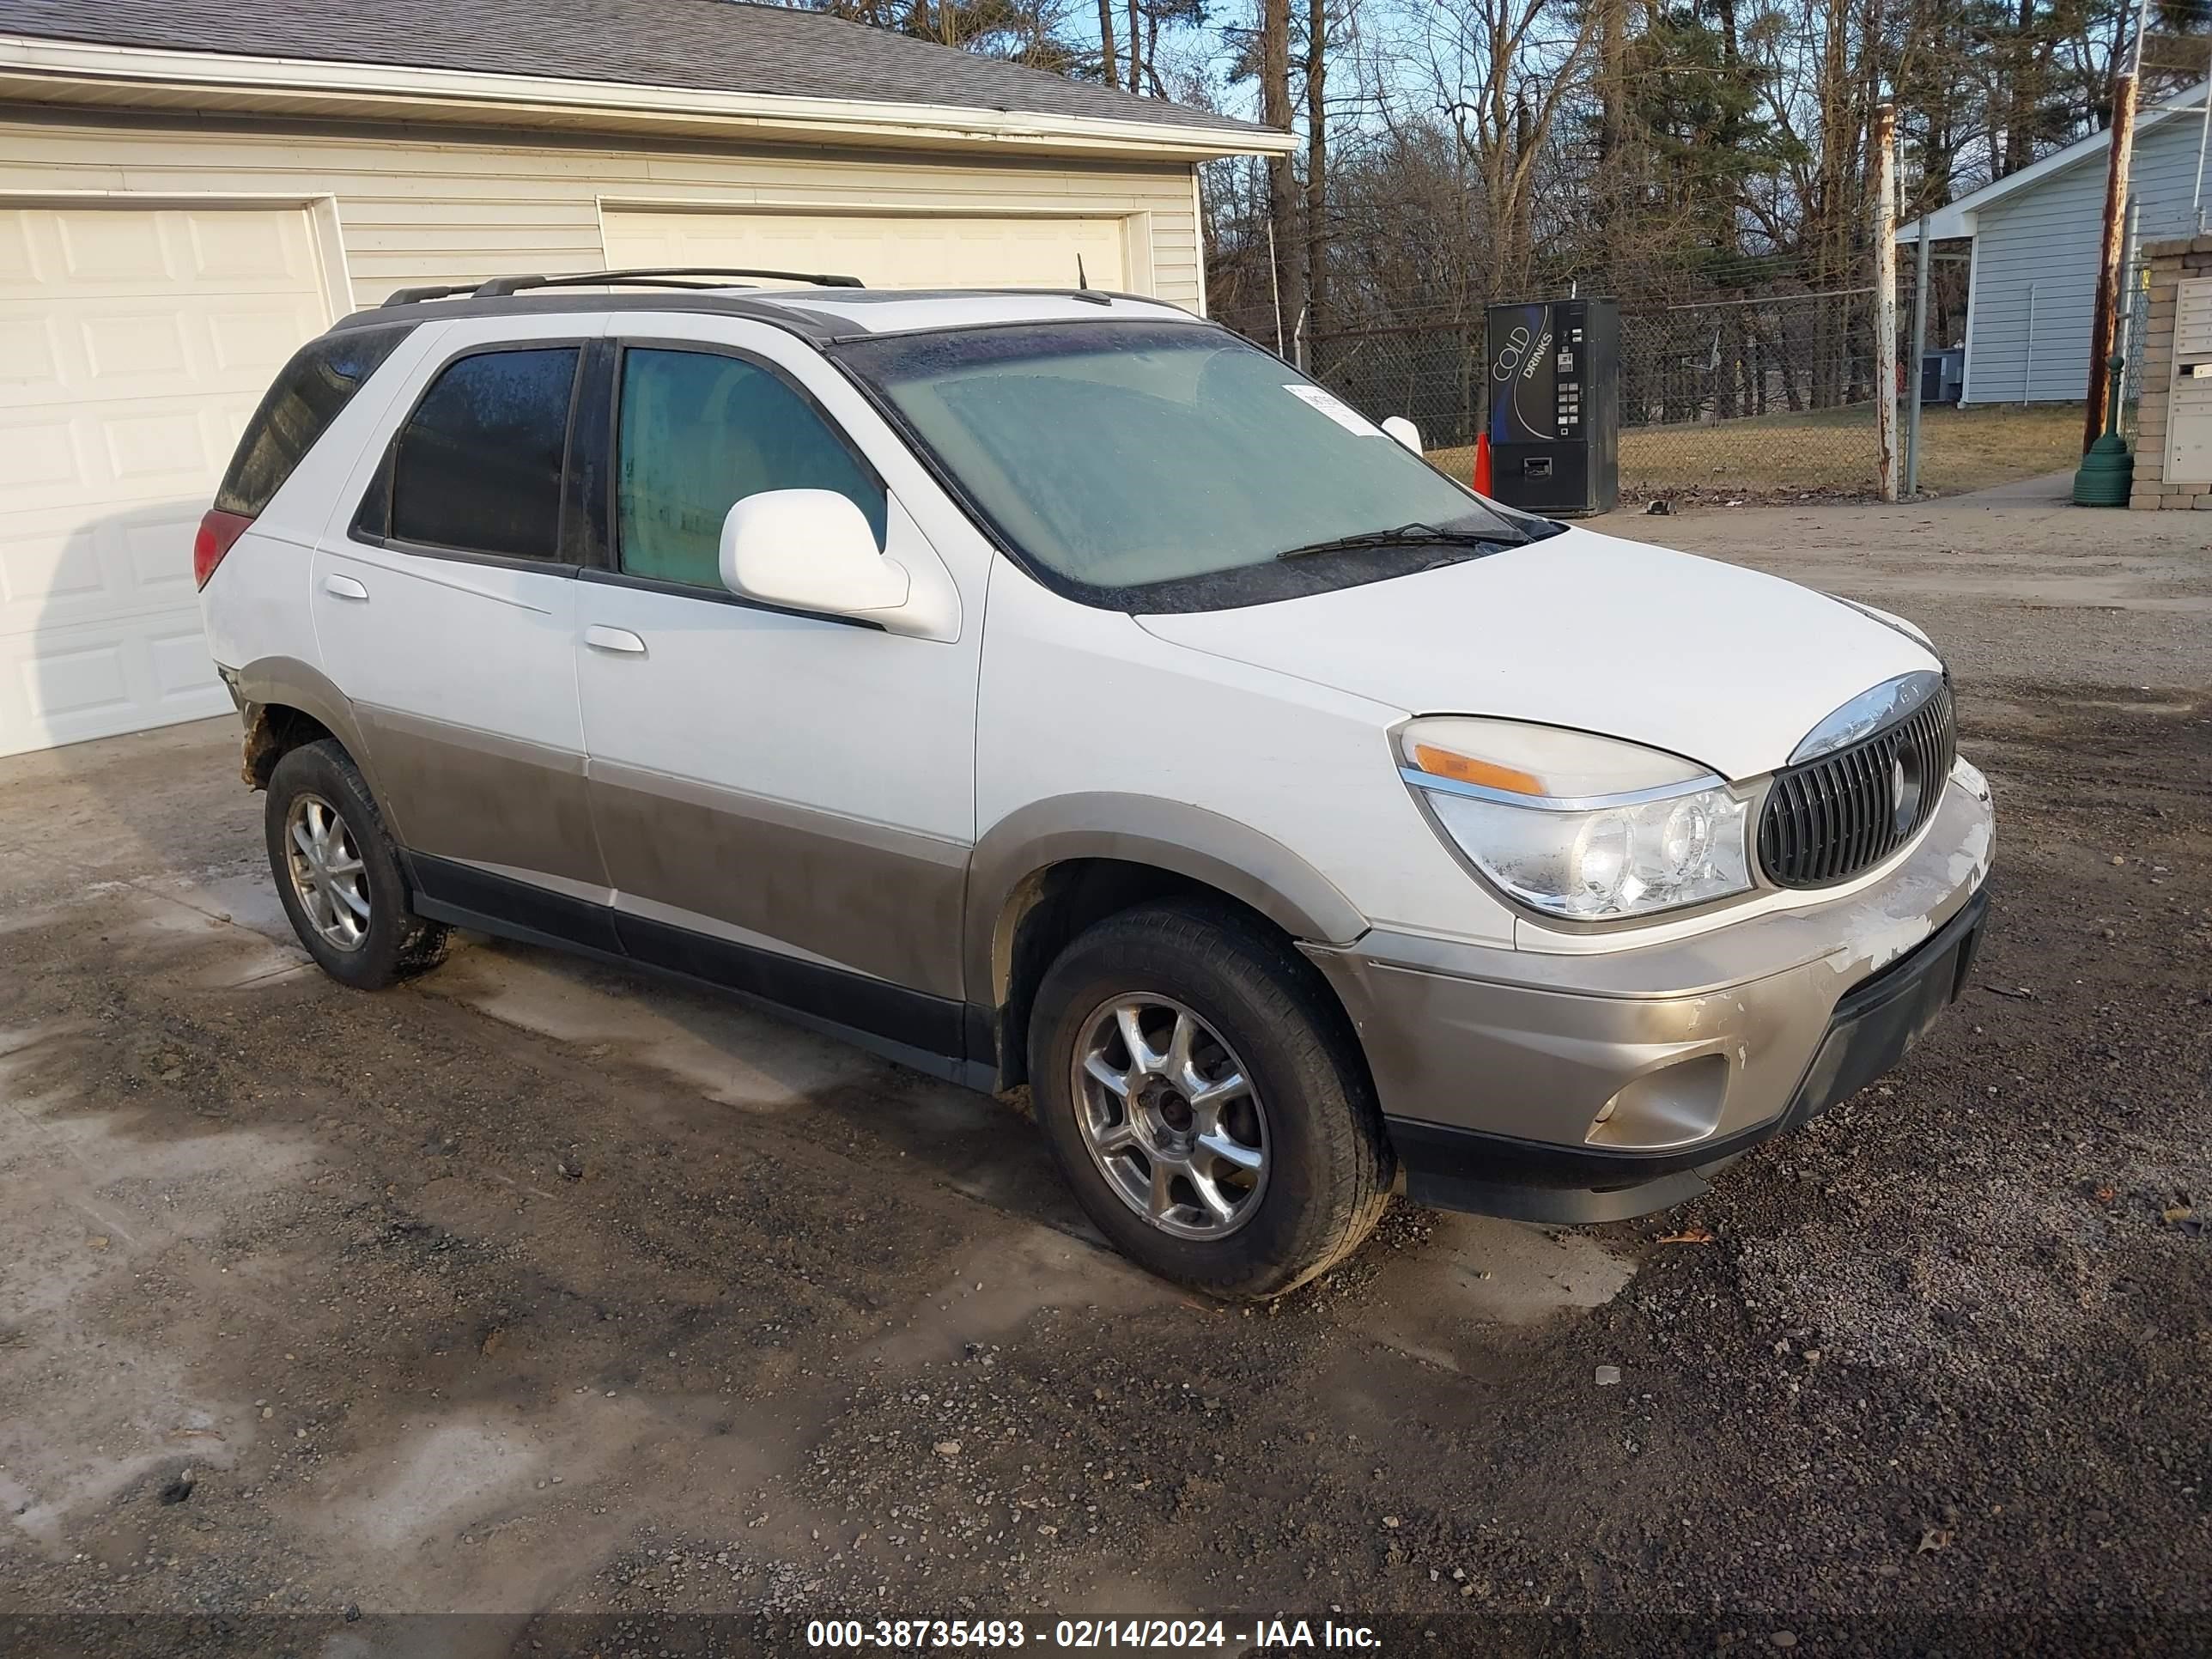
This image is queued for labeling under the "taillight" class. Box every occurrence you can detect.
[193,508,254,590]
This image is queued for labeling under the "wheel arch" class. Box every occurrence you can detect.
[233,658,382,799]
[966,795,1370,1088]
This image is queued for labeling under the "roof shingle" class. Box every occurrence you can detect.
[0,0,1273,138]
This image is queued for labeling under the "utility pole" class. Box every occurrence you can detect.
[1261,0,1303,364]
[2083,0,2151,453]
[1874,103,1899,502]
[1304,0,1328,368]
[1905,218,1931,497]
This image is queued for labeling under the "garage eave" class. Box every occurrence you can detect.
[0,33,1298,161]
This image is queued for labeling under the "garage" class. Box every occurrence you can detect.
[601,206,1135,294]
[0,0,1291,755]
[0,203,331,757]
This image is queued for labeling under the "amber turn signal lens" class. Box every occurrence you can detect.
[1408,743,1546,796]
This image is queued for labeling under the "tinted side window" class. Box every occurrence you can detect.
[615,348,886,588]
[389,348,580,559]
[216,326,411,517]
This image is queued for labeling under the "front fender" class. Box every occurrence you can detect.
[963,792,1370,1004]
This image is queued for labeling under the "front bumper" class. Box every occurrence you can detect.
[1305,773,1994,1224]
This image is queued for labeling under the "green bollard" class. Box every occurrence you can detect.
[2073,352,2135,507]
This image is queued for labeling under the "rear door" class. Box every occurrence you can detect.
[311,315,613,928]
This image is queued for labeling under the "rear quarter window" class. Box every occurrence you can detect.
[216,326,412,517]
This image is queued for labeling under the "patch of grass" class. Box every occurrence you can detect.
[1909,401,2087,495]
[1427,400,2086,501]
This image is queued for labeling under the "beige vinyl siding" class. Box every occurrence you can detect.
[0,106,1206,308]
[603,205,1134,291]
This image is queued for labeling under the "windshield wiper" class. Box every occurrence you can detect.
[1275,520,1525,562]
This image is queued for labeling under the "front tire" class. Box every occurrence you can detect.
[1029,901,1393,1299]
[265,739,447,990]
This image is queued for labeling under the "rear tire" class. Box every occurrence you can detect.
[1029,900,1393,1299]
[265,739,447,990]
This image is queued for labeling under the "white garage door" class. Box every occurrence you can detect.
[0,204,331,757]
[603,208,1133,294]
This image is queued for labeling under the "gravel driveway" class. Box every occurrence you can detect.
[1,496,2206,1656]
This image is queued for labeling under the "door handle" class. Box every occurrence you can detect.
[322,574,369,601]
[583,624,647,655]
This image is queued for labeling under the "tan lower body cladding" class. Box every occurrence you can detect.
[359,705,971,998]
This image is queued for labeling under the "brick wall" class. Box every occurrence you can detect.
[2130,234,2212,510]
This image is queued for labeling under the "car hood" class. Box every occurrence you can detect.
[1134,526,1942,782]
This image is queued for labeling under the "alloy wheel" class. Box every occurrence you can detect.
[1071,994,1269,1239]
[283,793,370,951]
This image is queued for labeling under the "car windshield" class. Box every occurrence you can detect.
[835,320,1556,611]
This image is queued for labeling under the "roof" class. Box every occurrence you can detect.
[637,285,1206,337]
[1900,80,2210,243]
[332,281,1209,341]
[0,0,1287,154]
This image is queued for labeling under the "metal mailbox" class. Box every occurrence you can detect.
[2166,277,2212,487]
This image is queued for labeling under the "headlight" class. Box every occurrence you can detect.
[1400,718,1753,921]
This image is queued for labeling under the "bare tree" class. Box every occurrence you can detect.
[1261,0,1306,355]
[1406,0,1599,295]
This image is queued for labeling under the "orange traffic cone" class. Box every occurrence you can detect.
[1473,431,1493,496]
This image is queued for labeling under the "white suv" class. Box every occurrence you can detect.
[195,271,1993,1297]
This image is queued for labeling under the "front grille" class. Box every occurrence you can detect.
[1758,680,1955,888]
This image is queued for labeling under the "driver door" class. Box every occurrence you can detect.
[574,317,982,1061]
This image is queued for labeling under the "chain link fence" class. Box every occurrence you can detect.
[1305,290,1887,499]
[1264,276,2147,502]
[2120,274,2154,438]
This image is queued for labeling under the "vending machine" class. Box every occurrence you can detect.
[1482,297,1620,515]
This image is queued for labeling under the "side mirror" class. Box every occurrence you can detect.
[720,489,908,618]
[1381,416,1424,455]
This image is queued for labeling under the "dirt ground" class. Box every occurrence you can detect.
[1,496,2207,1657]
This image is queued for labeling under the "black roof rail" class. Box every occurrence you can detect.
[380,266,865,307]
[381,282,474,306]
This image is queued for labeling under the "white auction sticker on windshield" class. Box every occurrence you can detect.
[1283,383,1382,434]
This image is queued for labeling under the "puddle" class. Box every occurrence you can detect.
[128,904,313,989]
[294,1392,796,1613]
[313,1618,544,1659]
[0,1042,213,1317]
[1366,1214,1637,1371]
[324,1421,546,1553]
[872,1230,1176,1367]
[419,945,878,1110]
[3,1346,246,1549]
[157,873,320,987]
[159,871,296,939]
[0,1025,316,1547]
[46,874,315,991]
